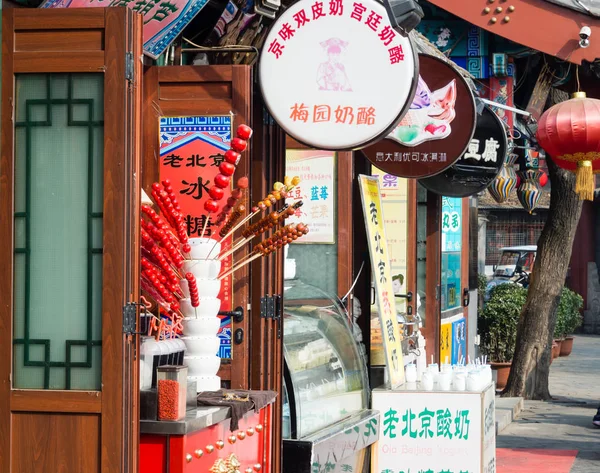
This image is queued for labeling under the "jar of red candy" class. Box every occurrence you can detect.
[157,365,187,421]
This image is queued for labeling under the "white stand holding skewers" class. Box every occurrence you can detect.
[180,238,223,392]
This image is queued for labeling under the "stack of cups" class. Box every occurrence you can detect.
[179,238,223,392]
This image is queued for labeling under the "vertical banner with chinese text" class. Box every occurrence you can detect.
[159,116,233,358]
[285,150,335,244]
[359,175,404,387]
[370,167,408,366]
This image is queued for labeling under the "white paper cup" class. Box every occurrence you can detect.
[439,371,452,391]
[180,278,221,298]
[182,336,220,356]
[428,363,440,373]
[180,297,221,318]
[184,355,221,376]
[422,372,434,391]
[188,238,221,259]
[453,373,466,391]
[441,363,452,373]
[183,259,221,280]
[182,317,221,337]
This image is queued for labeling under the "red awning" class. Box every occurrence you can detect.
[427,0,600,64]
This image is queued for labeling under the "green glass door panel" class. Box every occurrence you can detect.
[13,74,104,390]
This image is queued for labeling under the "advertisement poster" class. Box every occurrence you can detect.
[285,150,335,244]
[159,116,232,358]
[41,0,210,59]
[441,197,462,313]
[359,175,404,387]
[372,386,495,473]
[440,320,452,365]
[452,317,467,365]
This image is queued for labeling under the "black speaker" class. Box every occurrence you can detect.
[383,0,424,35]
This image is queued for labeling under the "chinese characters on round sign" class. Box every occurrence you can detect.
[259,0,417,150]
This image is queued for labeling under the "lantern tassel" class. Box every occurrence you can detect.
[575,161,594,201]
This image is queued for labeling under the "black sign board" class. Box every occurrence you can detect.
[419,105,507,197]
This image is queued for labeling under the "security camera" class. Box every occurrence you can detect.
[579,26,591,48]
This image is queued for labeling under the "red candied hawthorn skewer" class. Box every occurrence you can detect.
[151,183,178,230]
[185,272,200,318]
[161,180,191,254]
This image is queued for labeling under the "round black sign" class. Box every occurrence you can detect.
[419,105,507,197]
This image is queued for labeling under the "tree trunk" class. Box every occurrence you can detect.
[502,158,583,399]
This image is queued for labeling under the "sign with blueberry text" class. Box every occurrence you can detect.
[363,54,476,178]
[359,175,404,387]
[40,0,210,59]
[285,150,336,244]
[420,105,507,197]
[372,384,496,473]
[259,0,418,150]
[159,116,233,358]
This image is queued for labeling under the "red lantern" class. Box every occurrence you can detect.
[536,92,600,200]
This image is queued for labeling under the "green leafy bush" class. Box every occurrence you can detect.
[479,284,527,363]
[554,287,584,338]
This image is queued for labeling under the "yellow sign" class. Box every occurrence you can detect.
[440,321,452,365]
[358,175,404,387]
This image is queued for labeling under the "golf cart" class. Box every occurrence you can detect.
[484,245,536,301]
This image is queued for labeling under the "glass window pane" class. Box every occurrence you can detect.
[284,150,337,298]
[441,196,462,315]
[13,74,104,390]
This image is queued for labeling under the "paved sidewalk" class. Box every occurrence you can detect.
[497,335,600,473]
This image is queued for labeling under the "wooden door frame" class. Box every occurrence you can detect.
[142,65,252,389]
[0,8,142,472]
[423,190,441,363]
[461,198,470,359]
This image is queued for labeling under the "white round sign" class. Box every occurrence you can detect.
[259,0,418,150]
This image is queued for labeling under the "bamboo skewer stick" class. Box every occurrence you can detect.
[218,252,262,281]
[217,236,251,261]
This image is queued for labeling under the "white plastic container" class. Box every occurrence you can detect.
[185,355,221,376]
[182,317,221,337]
[421,371,434,391]
[182,336,220,356]
[180,297,221,318]
[180,278,221,298]
[188,238,221,259]
[173,338,186,365]
[183,259,221,280]
[164,338,178,365]
[439,371,452,391]
[140,337,160,390]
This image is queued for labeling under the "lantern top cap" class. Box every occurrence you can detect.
[572,91,587,99]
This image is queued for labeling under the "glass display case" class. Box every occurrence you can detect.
[282,281,379,473]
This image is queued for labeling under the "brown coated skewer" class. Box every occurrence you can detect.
[218,224,308,280]
[212,179,301,258]
[218,202,302,262]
